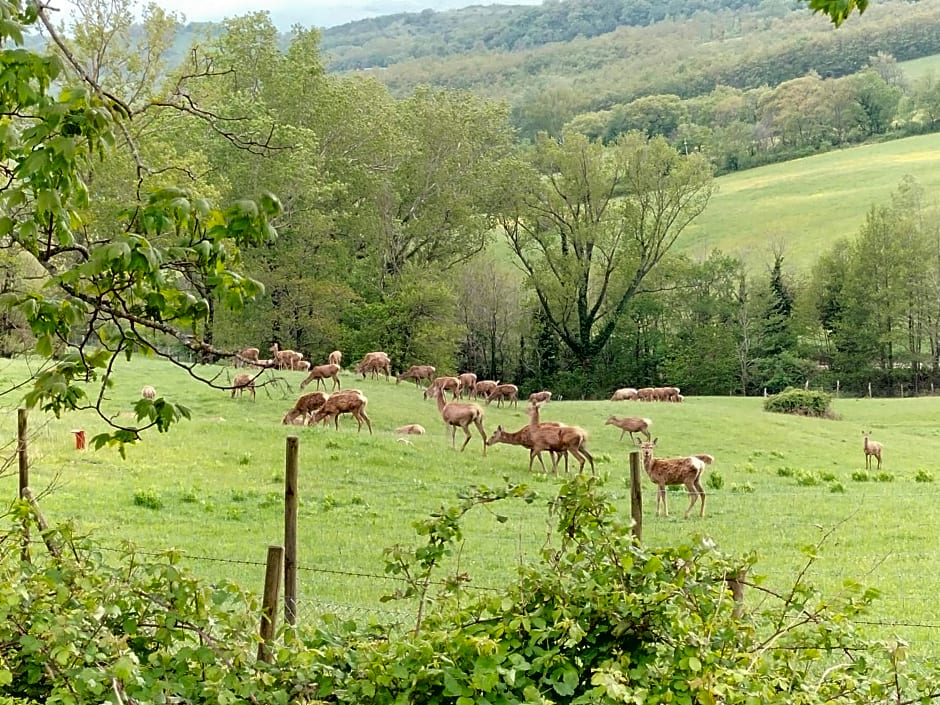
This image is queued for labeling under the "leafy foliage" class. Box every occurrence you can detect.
[5,477,940,703]
[764,388,834,417]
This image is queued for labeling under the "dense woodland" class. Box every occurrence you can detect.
[3,0,940,417]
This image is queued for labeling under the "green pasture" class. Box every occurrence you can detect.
[900,53,940,85]
[681,132,940,271]
[2,357,940,649]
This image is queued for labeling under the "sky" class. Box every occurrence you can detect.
[57,0,542,29]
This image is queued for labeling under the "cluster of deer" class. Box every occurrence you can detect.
[396,366,535,409]
[231,346,713,519]
[235,344,345,374]
[281,390,373,433]
[610,386,683,402]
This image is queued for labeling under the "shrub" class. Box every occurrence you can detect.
[133,488,163,510]
[915,469,934,483]
[763,388,834,417]
[796,470,820,486]
[706,470,724,490]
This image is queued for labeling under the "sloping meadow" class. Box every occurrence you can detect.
[2,356,940,647]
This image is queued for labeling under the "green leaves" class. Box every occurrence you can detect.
[804,0,869,26]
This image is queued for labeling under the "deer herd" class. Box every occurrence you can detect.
[227,344,888,521]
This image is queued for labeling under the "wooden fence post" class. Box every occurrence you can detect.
[284,436,299,626]
[629,450,642,542]
[18,408,30,561]
[257,545,283,664]
[18,408,28,498]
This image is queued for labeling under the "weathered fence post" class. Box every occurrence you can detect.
[284,436,299,626]
[836,380,840,397]
[629,450,642,542]
[18,408,29,561]
[18,408,28,498]
[257,545,283,663]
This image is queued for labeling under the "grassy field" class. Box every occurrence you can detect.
[3,356,940,650]
[900,53,940,85]
[680,132,940,271]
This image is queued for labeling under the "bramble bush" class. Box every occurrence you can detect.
[3,477,940,703]
[764,388,834,417]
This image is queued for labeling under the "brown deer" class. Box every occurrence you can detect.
[485,424,564,471]
[486,383,519,409]
[282,392,329,425]
[428,376,461,400]
[299,363,342,391]
[396,365,437,387]
[525,403,594,475]
[863,430,883,470]
[311,390,372,434]
[328,350,342,366]
[424,384,487,455]
[457,372,478,399]
[605,416,652,442]
[231,373,256,400]
[354,352,391,381]
[637,438,714,518]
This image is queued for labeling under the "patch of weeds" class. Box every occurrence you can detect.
[776,467,795,478]
[325,440,341,449]
[795,471,820,486]
[203,502,216,513]
[322,494,339,511]
[741,463,756,474]
[820,471,837,482]
[593,453,612,464]
[180,486,200,503]
[329,454,340,462]
[769,450,785,459]
[731,482,755,493]
[238,453,252,466]
[748,451,764,460]
[875,472,894,482]
[270,473,283,484]
[231,489,250,502]
[829,482,846,493]
[915,469,934,483]
[226,507,243,521]
[851,471,871,482]
[133,488,163,510]
[350,495,365,506]
[260,492,281,508]
[706,471,723,490]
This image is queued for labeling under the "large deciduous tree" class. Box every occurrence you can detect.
[496,130,713,369]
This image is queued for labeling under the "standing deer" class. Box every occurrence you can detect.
[424,384,487,455]
[605,416,652,442]
[863,430,883,470]
[637,438,714,518]
[311,390,372,434]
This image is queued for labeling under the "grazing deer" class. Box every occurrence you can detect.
[485,424,564,472]
[299,363,342,392]
[525,403,594,475]
[396,365,437,388]
[311,390,372,434]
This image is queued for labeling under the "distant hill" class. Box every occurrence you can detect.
[679,132,940,272]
